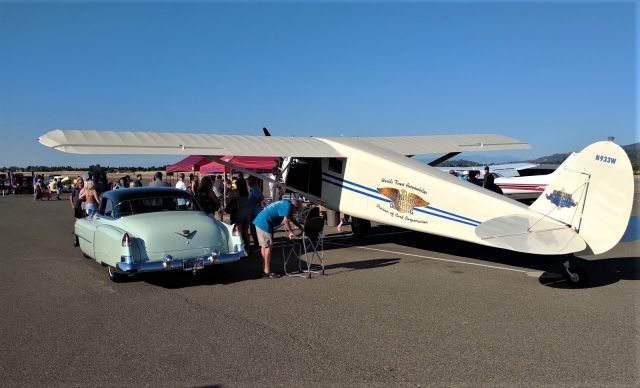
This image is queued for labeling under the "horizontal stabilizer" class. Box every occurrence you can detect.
[475,214,586,255]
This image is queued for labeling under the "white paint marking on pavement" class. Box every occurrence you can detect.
[325,241,528,274]
[325,230,410,241]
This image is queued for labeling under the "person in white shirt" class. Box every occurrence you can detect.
[175,173,187,190]
[175,173,187,207]
[268,173,281,202]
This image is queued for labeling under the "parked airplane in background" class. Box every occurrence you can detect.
[440,162,557,179]
[439,161,561,201]
[39,129,634,286]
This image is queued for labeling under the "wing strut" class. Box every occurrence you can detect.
[428,152,461,166]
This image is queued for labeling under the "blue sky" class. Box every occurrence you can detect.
[0,1,636,167]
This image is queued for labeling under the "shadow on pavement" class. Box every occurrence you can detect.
[325,225,639,289]
[136,223,637,289]
[539,256,640,289]
[140,249,401,289]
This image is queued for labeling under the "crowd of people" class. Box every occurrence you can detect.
[448,166,503,194]
[32,174,63,201]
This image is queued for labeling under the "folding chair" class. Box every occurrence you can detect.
[283,215,326,278]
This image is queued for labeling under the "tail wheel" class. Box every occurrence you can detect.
[565,266,589,287]
[108,266,127,283]
[351,218,371,239]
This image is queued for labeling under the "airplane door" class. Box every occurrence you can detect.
[320,158,349,211]
[284,158,322,198]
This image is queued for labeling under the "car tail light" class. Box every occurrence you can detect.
[232,223,241,236]
[121,233,131,247]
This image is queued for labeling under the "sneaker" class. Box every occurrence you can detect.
[262,272,281,279]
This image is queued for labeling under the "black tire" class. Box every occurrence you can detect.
[351,217,371,239]
[565,266,589,287]
[73,235,79,247]
[108,266,127,283]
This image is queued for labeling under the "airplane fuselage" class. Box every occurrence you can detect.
[307,138,584,255]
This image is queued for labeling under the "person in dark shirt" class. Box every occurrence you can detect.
[149,171,170,187]
[94,173,110,196]
[467,170,483,186]
[196,176,220,216]
[70,177,84,217]
[483,173,503,194]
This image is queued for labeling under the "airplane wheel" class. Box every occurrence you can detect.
[565,266,588,287]
[351,218,371,239]
[108,266,127,283]
[73,235,79,247]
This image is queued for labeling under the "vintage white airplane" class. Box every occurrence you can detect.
[39,129,634,285]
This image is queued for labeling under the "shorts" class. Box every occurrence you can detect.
[85,203,97,218]
[256,227,273,248]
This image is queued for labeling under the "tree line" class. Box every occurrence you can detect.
[0,165,166,173]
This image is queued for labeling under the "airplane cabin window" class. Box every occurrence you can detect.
[328,158,344,174]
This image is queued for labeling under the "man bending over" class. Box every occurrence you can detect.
[252,199,303,278]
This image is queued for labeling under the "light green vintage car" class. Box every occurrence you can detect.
[74,187,245,282]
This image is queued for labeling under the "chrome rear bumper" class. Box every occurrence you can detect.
[116,250,244,274]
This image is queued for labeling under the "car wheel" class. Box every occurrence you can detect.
[108,266,127,283]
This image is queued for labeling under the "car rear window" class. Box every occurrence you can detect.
[114,195,201,217]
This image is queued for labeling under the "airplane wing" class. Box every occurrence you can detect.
[336,134,530,155]
[39,129,529,157]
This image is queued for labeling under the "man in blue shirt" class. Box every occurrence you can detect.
[253,199,303,278]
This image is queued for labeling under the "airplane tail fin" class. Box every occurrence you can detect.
[528,141,634,254]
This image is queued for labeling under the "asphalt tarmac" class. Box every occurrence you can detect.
[0,189,638,387]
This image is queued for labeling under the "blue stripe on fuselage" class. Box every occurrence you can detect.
[321,173,480,227]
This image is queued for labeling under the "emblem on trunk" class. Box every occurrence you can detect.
[175,230,197,239]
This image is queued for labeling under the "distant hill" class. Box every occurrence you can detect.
[437,142,639,172]
[528,142,639,171]
[528,153,571,165]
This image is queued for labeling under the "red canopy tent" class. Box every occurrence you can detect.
[166,155,212,173]
[199,156,278,174]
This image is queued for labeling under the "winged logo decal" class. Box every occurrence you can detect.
[377,188,429,214]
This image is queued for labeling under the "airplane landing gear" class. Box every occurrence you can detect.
[351,217,371,239]
[563,260,589,287]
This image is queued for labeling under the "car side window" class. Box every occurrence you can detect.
[115,201,133,217]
